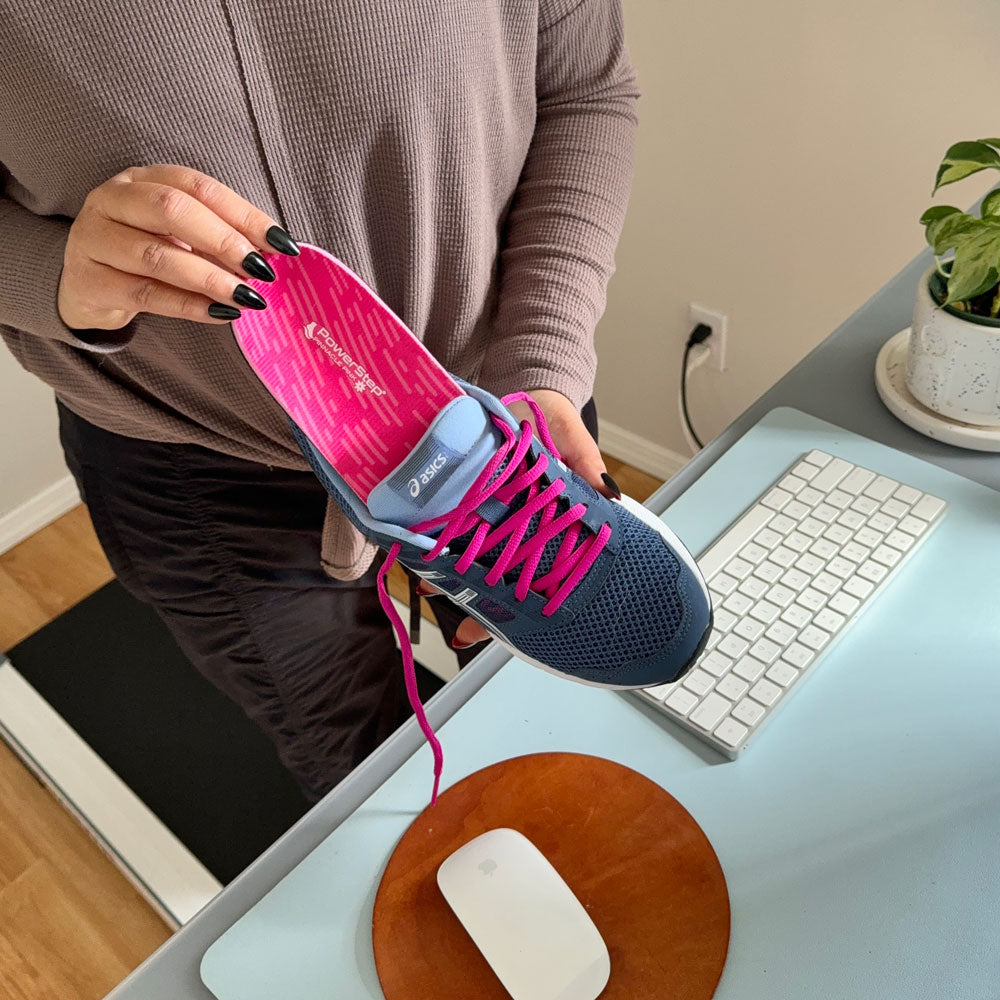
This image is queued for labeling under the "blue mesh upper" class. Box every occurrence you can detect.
[513,515,688,677]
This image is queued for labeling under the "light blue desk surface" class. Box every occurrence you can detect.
[200,408,1000,1000]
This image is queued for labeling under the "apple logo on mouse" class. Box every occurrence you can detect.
[478,859,497,877]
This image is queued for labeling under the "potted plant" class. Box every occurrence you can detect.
[907,139,1000,426]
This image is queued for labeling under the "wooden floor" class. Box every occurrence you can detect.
[0,453,661,1000]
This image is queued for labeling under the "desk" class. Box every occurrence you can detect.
[107,248,999,1000]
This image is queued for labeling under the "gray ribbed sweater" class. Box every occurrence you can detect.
[0,0,638,578]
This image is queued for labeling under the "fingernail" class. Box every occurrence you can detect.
[208,303,241,320]
[233,284,267,310]
[242,251,275,282]
[451,637,473,650]
[266,225,300,257]
[601,472,622,499]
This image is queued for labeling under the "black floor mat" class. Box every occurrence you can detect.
[6,580,444,884]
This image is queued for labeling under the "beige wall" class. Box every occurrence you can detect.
[597,0,999,456]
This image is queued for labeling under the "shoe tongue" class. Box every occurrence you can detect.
[367,395,505,529]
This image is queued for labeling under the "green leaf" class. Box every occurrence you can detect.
[933,140,1000,193]
[978,138,1000,149]
[981,188,1000,219]
[920,205,962,226]
[926,212,978,254]
[941,220,1000,302]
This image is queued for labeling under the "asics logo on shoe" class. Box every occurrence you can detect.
[302,321,386,396]
[408,452,448,496]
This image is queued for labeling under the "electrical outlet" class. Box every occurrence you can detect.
[689,303,728,372]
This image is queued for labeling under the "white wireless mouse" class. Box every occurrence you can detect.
[437,828,611,1000]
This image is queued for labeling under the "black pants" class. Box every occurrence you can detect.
[58,399,598,800]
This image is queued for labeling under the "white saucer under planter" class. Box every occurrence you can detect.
[875,328,1000,452]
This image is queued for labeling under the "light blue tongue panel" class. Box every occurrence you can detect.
[367,395,504,529]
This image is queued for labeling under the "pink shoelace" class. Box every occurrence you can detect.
[375,392,612,804]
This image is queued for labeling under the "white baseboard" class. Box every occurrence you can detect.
[598,419,689,481]
[0,475,80,555]
[0,660,222,929]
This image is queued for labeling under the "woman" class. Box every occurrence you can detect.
[0,0,638,800]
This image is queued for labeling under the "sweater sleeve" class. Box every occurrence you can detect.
[0,175,135,352]
[478,0,639,410]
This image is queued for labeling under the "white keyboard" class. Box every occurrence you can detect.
[639,450,946,757]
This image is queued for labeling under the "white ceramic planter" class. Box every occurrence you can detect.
[905,267,1000,427]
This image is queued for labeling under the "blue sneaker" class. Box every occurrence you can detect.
[232,244,712,801]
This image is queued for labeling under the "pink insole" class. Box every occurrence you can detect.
[233,244,463,500]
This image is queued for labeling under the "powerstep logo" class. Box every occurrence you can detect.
[302,322,385,395]
[408,453,448,497]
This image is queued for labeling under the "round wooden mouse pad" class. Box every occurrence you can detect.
[372,752,730,999]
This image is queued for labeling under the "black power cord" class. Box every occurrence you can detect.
[681,323,713,450]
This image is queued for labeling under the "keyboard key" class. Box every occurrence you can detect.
[767,546,796,568]
[785,531,811,553]
[836,509,866,530]
[723,591,753,616]
[697,503,775,579]
[682,668,715,696]
[765,620,796,646]
[809,538,839,560]
[840,467,875,495]
[799,517,824,537]
[740,542,769,565]
[812,503,838,523]
[754,560,783,584]
[853,526,883,549]
[885,529,915,553]
[643,683,675,702]
[714,717,749,748]
[718,634,750,659]
[826,556,855,579]
[911,494,945,522]
[769,513,797,535]
[711,571,738,595]
[766,660,799,687]
[864,476,898,502]
[800,625,830,651]
[825,488,851,509]
[849,495,879,516]
[841,541,871,565]
[828,591,860,617]
[713,608,738,633]
[882,498,909,519]
[749,678,782,706]
[868,512,896,534]
[812,571,841,595]
[872,544,901,568]
[710,590,726,610]
[726,557,753,579]
[738,576,769,600]
[805,449,832,467]
[858,560,888,584]
[734,617,765,642]
[796,587,826,612]
[782,642,814,669]
[783,499,811,521]
[664,688,700,717]
[733,655,767,682]
[700,650,733,677]
[812,457,852,492]
[793,461,822,481]
[749,638,781,664]
[898,515,928,537]
[796,487,823,508]
[893,484,921,505]
[781,568,811,591]
[690,693,733,731]
[750,600,780,624]
[795,552,824,576]
[766,583,796,608]
[755,527,784,549]
[706,630,721,651]
[822,523,852,545]
[843,575,875,600]
[717,673,749,701]
[761,487,792,511]
[779,474,806,495]
[814,608,845,633]
[781,604,812,629]
[733,697,766,726]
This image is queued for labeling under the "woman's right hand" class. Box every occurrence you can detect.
[57,164,299,331]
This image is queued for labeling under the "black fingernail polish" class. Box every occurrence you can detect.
[232,284,267,310]
[602,472,622,499]
[266,225,300,257]
[242,251,275,282]
[208,303,241,320]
